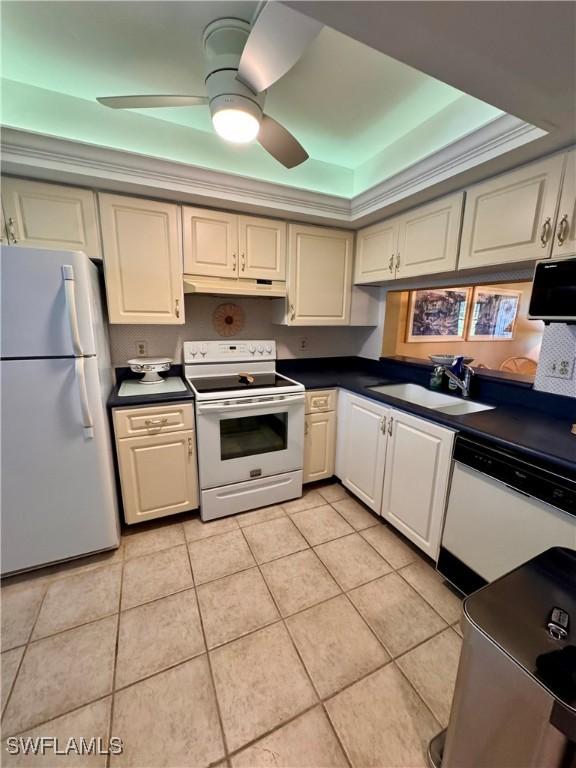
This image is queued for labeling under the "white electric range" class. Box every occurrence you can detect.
[184,341,305,521]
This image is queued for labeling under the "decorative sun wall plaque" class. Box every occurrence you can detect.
[212,303,246,337]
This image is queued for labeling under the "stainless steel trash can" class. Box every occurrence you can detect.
[429,547,576,768]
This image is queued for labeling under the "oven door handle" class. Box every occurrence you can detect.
[197,393,305,414]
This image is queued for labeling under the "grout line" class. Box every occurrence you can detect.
[1,577,50,726]
[184,536,230,762]
[106,558,125,768]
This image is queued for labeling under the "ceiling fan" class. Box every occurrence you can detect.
[96,3,322,168]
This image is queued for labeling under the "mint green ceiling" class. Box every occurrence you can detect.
[1,1,503,196]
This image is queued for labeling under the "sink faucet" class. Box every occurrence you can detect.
[433,362,475,398]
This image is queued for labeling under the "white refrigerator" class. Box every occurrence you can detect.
[1,246,120,575]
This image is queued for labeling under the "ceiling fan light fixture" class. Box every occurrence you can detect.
[212,108,260,144]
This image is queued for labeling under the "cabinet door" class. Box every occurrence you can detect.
[552,149,576,258]
[182,207,238,277]
[100,194,184,324]
[304,411,336,483]
[0,201,7,244]
[354,218,399,284]
[288,224,353,325]
[238,216,286,280]
[340,394,388,511]
[381,410,454,559]
[117,429,199,524]
[459,154,565,268]
[2,178,101,259]
[396,193,463,279]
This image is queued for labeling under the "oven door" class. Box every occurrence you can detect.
[196,393,305,489]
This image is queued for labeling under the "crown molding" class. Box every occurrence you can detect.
[350,114,547,220]
[0,129,351,225]
[0,115,547,227]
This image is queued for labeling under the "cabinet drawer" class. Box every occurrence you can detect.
[305,389,336,414]
[114,403,194,438]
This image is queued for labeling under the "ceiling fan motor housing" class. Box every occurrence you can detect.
[203,18,265,121]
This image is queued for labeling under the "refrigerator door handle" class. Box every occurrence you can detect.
[62,264,84,357]
[74,357,94,439]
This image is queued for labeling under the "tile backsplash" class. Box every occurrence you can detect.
[534,324,576,398]
[108,294,374,366]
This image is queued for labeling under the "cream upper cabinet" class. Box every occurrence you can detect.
[552,149,576,258]
[116,429,199,524]
[354,218,400,284]
[395,192,463,279]
[284,224,353,325]
[99,193,184,325]
[182,207,238,278]
[238,216,286,280]
[381,410,454,560]
[459,153,565,269]
[2,178,101,259]
[338,392,389,512]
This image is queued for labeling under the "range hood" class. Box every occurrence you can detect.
[183,275,286,298]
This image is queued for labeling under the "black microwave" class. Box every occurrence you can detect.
[529,257,576,322]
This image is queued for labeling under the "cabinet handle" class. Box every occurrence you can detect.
[289,303,295,321]
[175,298,180,319]
[388,416,393,436]
[188,435,194,457]
[232,253,237,271]
[388,255,394,273]
[380,417,386,434]
[241,253,246,272]
[7,217,17,244]
[556,214,570,246]
[540,217,552,247]
[395,253,400,272]
[145,417,168,428]
[305,420,309,436]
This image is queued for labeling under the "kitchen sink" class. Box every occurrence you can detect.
[367,383,495,415]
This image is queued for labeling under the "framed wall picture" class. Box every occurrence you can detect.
[467,287,521,340]
[406,288,471,342]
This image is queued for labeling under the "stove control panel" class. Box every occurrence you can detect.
[183,340,276,364]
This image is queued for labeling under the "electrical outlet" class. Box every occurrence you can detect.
[135,341,148,357]
[298,336,309,352]
[546,357,574,380]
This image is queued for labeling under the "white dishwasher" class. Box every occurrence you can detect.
[438,435,576,594]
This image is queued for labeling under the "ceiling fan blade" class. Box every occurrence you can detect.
[237,3,322,93]
[258,114,308,168]
[97,95,208,109]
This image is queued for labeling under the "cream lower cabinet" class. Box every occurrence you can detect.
[100,194,184,324]
[114,404,199,524]
[459,153,566,268]
[303,390,337,483]
[552,148,576,258]
[276,224,353,325]
[2,178,101,259]
[336,392,389,511]
[381,410,454,560]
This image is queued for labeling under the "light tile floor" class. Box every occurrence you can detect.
[1,482,463,768]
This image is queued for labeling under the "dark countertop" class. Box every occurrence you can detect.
[278,359,576,474]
